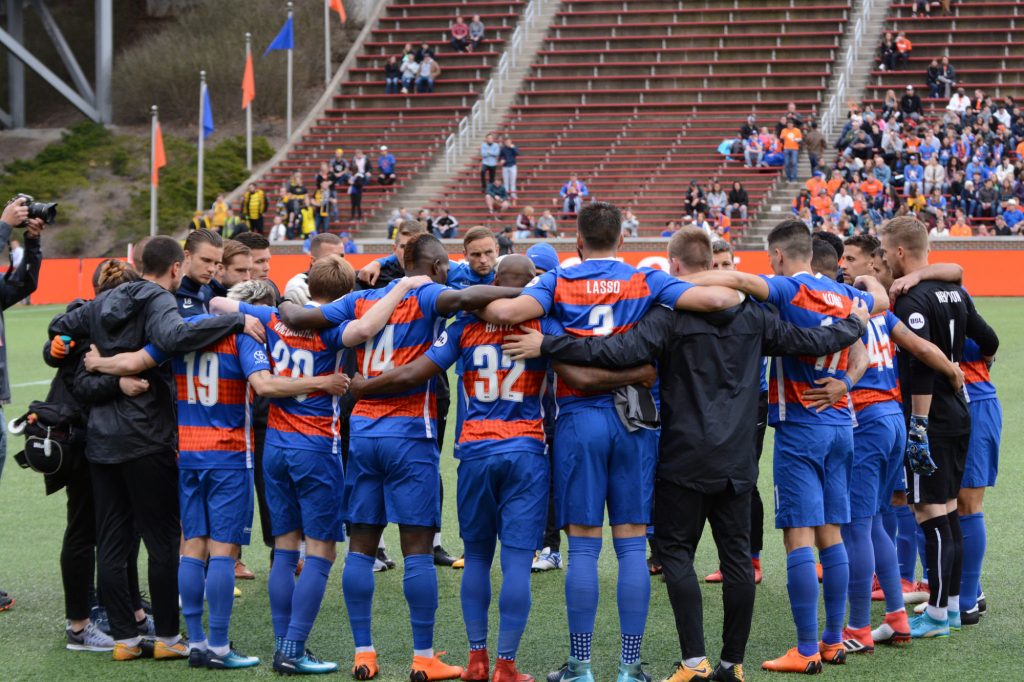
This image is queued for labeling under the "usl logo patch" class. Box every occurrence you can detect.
[908,312,926,330]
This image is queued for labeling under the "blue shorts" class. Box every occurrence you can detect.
[457,451,548,551]
[773,422,854,528]
[345,436,441,528]
[553,408,658,528]
[263,444,345,542]
[179,468,254,545]
[962,397,1001,488]
[851,414,907,519]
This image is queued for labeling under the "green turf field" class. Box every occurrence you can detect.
[0,301,1020,681]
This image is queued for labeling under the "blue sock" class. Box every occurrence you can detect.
[841,519,873,629]
[820,543,849,645]
[751,551,760,560]
[895,505,918,582]
[960,513,985,612]
[403,554,438,652]
[881,504,898,543]
[786,547,819,657]
[916,524,929,584]
[269,549,300,644]
[566,535,601,661]
[871,515,905,614]
[284,555,333,654]
[461,538,496,651]
[613,536,649,664]
[497,545,533,661]
[206,556,236,648]
[342,552,376,648]
[178,556,207,644]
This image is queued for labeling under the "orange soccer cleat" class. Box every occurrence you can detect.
[841,625,874,654]
[817,641,845,665]
[761,648,822,674]
[872,609,911,646]
[492,658,534,682]
[353,651,379,680]
[462,649,490,682]
[412,652,464,682]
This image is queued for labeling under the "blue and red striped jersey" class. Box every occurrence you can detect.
[763,272,875,426]
[850,312,904,424]
[239,302,350,454]
[145,315,270,469]
[521,259,691,413]
[425,314,563,460]
[961,337,996,401]
[322,279,453,439]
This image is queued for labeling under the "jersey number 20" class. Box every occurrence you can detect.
[270,340,315,402]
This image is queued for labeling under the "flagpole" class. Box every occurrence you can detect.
[286,1,294,138]
[150,105,158,236]
[245,33,253,171]
[197,70,206,212]
[323,0,331,86]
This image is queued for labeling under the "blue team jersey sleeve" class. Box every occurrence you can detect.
[375,253,397,267]
[840,283,875,313]
[425,317,464,371]
[520,269,558,314]
[238,302,277,326]
[236,333,272,377]
[418,282,455,319]
[643,267,694,308]
[319,320,352,350]
[142,343,172,366]
[540,315,565,336]
[763,275,793,307]
[321,291,359,326]
[884,310,901,333]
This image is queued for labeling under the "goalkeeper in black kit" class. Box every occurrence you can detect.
[878,216,999,639]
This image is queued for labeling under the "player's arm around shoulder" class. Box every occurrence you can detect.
[82,343,159,376]
[439,284,527,318]
[554,361,657,392]
[850,275,889,313]
[890,319,964,393]
[679,270,770,304]
[341,275,433,347]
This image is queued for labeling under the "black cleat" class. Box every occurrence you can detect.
[433,545,456,567]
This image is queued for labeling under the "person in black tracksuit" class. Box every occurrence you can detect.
[527,230,868,677]
[48,237,252,648]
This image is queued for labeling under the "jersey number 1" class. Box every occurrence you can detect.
[183,352,219,406]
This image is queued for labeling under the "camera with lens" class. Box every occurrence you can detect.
[8,194,58,227]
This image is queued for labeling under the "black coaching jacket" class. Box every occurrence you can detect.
[540,298,866,494]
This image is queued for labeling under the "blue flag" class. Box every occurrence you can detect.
[264,16,294,55]
[202,85,214,139]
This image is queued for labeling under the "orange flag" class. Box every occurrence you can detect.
[330,0,346,24]
[241,52,256,109]
[152,121,166,187]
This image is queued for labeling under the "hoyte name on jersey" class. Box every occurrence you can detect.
[935,290,963,304]
[586,280,622,295]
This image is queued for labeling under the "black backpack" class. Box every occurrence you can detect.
[9,401,84,476]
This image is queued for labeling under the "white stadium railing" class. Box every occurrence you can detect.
[820,0,875,142]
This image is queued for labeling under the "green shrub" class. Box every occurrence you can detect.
[51,226,92,257]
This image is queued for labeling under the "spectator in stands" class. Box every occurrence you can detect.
[347,172,365,220]
[500,137,520,201]
[961,180,979,217]
[415,42,435,63]
[929,217,950,239]
[994,103,1012,130]
[878,31,898,71]
[342,233,359,254]
[900,85,923,121]
[351,150,371,179]
[780,119,803,181]
[433,208,459,238]
[950,209,972,237]
[926,60,943,99]
[417,54,441,93]
[992,215,1015,236]
[400,54,419,94]
[709,206,731,240]
[925,187,947,218]
[1004,198,1024,230]
[684,181,706,217]
[286,172,307,231]
[486,177,511,215]
[384,56,402,94]
[536,209,558,238]
[726,181,748,220]
[706,182,727,216]
[559,173,588,215]
[496,225,514,255]
[785,102,804,128]
[693,211,712,236]
[269,214,287,243]
[912,0,933,18]
[811,187,832,226]
[978,178,1000,217]
[378,146,397,185]
[872,153,892,186]
[660,221,679,237]
[906,185,926,214]
[881,89,899,120]
[211,194,229,233]
[937,57,956,99]
[330,148,348,177]
[743,133,763,168]
[515,207,535,239]
[895,32,912,70]
[804,122,826,177]
[312,180,333,234]
[793,188,812,215]
[924,156,947,194]
[402,42,415,60]
[449,14,470,53]
[619,208,639,237]
[468,15,485,51]
[417,209,435,234]
[740,114,758,140]
[242,183,267,235]
[480,133,500,193]
[845,129,874,163]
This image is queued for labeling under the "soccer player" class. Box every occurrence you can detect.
[479,203,741,682]
[687,220,889,674]
[177,229,225,316]
[825,236,964,652]
[878,216,999,638]
[218,240,253,290]
[216,257,430,674]
[276,234,524,682]
[284,233,346,305]
[82,278,350,669]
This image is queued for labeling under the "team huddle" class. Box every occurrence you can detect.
[48,203,1001,681]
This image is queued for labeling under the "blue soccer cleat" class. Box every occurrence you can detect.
[910,612,950,639]
[547,657,594,682]
[948,610,961,631]
[616,661,648,682]
[274,648,339,675]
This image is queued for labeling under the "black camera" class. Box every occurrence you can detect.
[9,194,58,227]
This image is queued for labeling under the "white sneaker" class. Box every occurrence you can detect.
[67,621,116,652]
[373,557,389,572]
[531,547,563,572]
[914,601,928,614]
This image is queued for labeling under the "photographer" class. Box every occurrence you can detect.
[0,196,45,612]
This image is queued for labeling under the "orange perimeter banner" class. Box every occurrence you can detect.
[24,250,1024,305]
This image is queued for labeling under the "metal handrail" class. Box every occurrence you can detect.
[821,0,875,141]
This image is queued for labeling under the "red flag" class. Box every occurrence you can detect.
[152,121,166,187]
[330,0,346,24]
[241,52,256,109]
